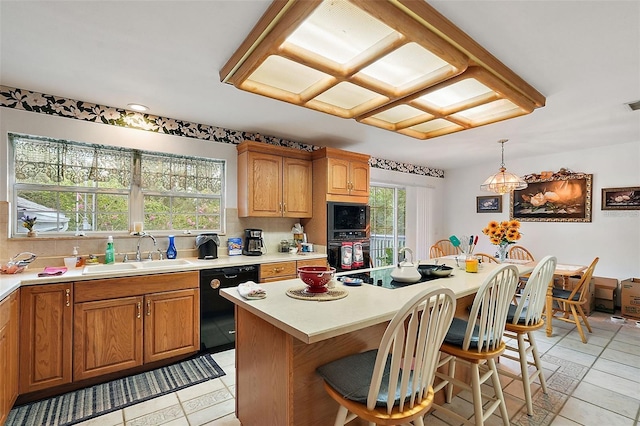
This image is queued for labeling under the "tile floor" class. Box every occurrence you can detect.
[72,311,639,426]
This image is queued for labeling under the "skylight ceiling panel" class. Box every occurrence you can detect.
[400,118,464,139]
[308,82,388,118]
[285,0,397,65]
[451,99,528,126]
[359,104,434,131]
[245,55,328,95]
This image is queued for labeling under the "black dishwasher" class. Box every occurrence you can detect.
[200,265,259,353]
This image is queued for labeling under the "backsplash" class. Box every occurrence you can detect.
[0,201,323,269]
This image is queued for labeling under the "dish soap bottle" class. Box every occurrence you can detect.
[105,236,115,264]
[74,246,84,267]
[166,235,177,259]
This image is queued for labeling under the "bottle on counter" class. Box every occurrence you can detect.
[166,235,177,259]
[105,236,115,264]
[74,246,85,267]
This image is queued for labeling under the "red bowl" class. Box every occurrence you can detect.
[297,266,336,293]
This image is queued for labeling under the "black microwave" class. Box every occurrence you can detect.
[327,202,370,241]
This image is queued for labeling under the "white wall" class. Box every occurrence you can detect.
[443,141,640,280]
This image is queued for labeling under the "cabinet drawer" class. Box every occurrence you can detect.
[297,258,328,269]
[75,271,198,302]
[260,261,297,280]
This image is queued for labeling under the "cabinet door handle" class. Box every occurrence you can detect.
[146,300,151,316]
[65,288,70,307]
[137,302,141,319]
[283,202,286,213]
[274,267,284,273]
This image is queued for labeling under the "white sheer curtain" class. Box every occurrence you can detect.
[405,186,434,261]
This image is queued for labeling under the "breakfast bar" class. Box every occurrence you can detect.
[221,260,534,426]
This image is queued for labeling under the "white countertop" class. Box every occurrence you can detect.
[220,259,534,345]
[0,252,326,301]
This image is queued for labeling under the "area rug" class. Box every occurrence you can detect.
[6,352,225,426]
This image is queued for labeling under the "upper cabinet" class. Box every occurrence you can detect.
[237,141,312,218]
[313,147,370,203]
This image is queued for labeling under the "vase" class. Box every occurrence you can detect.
[27,230,37,237]
[496,243,509,263]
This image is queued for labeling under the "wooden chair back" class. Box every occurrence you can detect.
[561,257,599,305]
[475,253,498,264]
[430,239,460,257]
[367,288,456,413]
[510,255,557,326]
[509,245,535,261]
[429,245,445,258]
[465,265,519,353]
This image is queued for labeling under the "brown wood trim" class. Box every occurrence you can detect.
[237,140,312,160]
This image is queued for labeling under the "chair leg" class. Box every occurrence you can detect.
[412,415,425,426]
[488,358,510,426]
[569,304,587,343]
[529,331,547,394]
[334,405,349,426]
[446,357,457,403]
[470,363,484,426]
[517,332,534,416]
[576,305,593,333]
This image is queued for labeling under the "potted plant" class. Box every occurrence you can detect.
[21,215,37,237]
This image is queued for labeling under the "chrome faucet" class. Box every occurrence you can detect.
[136,233,157,261]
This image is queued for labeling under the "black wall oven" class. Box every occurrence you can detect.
[327,202,370,272]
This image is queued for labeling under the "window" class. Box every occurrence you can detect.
[369,185,406,267]
[10,133,225,236]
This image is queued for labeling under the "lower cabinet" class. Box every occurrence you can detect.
[0,290,19,425]
[20,284,73,394]
[74,272,200,381]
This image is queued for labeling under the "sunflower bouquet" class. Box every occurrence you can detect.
[482,220,522,246]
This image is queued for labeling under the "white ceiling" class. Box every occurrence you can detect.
[1,1,639,171]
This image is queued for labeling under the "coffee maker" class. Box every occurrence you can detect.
[242,229,264,256]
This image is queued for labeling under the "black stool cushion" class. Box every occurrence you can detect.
[552,288,581,301]
[443,317,499,349]
[506,304,529,324]
[316,349,416,407]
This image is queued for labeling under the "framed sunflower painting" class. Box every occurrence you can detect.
[510,171,592,222]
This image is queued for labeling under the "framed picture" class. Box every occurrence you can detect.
[476,195,502,213]
[511,172,593,222]
[602,187,640,210]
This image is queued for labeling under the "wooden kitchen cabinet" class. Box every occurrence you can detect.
[326,156,370,198]
[0,290,19,424]
[260,258,329,283]
[237,141,313,218]
[73,272,199,381]
[303,147,371,245]
[20,284,73,394]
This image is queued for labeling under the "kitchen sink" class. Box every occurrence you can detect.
[136,259,193,268]
[82,263,140,275]
[82,259,193,275]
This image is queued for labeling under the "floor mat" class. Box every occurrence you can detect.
[7,352,225,426]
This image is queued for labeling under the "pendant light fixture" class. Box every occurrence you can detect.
[480,139,528,195]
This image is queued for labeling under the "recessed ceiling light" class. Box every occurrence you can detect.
[127,103,149,112]
[626,100,640,111]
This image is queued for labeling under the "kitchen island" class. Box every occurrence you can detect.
[220,260,534,426]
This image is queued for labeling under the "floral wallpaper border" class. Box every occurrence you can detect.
[0,85,444,178]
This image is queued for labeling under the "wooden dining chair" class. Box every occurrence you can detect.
[432,264,519,426]
[501,255,557,416]
[430,239,461,257]
[508,245,535,261]
[429,245,446,259]
[549,257,599,343]
[317,288,456,426]
[475,253,498,264]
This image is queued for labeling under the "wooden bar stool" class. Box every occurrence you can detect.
[316,288,456,426]
[501,255,557,416]
[432,264,519,426]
